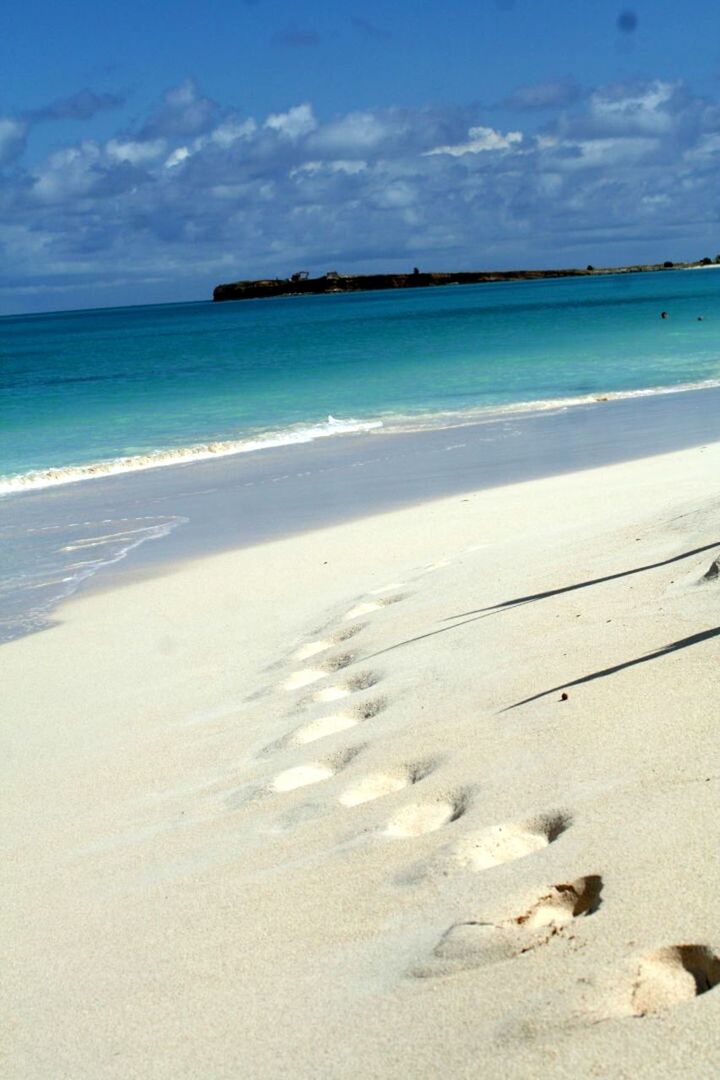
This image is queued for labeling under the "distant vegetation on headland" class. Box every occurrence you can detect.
[212,257,720,302]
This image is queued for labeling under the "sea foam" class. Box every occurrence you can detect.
[377,376,720,434]
[0,415,384,496]
[5,377,720,496]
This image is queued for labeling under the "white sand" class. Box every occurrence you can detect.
[4,442,720,1077]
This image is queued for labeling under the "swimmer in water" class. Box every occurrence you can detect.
[660,311,668,319]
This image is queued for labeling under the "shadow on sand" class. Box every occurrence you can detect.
[502,625,720,711]
[364,541,720,662]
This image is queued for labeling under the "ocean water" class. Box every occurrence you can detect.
[2,268,720,493]
[2,268,720,642]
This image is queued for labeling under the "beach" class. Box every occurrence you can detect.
[6,2,720,1071]
[4,434,720,1077]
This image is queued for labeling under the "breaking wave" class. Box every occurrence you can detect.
[377,376,720,433]
[3,375,720,496]
[0,415,384,496]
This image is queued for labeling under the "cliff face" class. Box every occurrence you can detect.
[212,263,687,302]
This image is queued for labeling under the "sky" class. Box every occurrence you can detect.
[2,0,720,313]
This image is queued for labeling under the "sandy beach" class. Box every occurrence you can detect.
[4,439,720,1077]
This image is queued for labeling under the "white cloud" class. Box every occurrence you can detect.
[165,146,191,169]
[264,103,316,140]
[290,159,367,178]
[425,125,523,157]
[370,180,416,209]
[141,79,219,138]
[210,117,257,148]
[0,222,49,261]
[159,116,259,169]
[106,138,166,164]
[4,76,720,312]
[0,117,28,165]
[563,136,657,168]
[580,81,679,137]
[32,142,102,201]
[685,132,720,161]
[309,111,394,152]
[591,81,675,118]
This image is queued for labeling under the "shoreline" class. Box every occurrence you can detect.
[5,439,720,1076]
[5,267,719,507]
[3,373,720,498]
[4,382,720,643]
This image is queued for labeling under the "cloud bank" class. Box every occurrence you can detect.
[1,76,719,311]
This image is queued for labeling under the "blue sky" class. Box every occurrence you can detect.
[2,0,720,313]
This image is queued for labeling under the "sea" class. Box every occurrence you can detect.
[2,268,720,641]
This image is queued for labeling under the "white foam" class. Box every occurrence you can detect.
[5,376,720,499]
[0,415,384,496]
[0,514,183,642]
[376,377,720,434]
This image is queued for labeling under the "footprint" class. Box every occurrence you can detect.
[323,652,355,673]
[269,748,360,794]
[292,625,364,662]
[344,602,383,620]
[285,653,355,692]
[344,595,406,621]
[411,875,602,978]
[294,698,385,746]
[293,641,332,661]
[385,791,469,837]
[313,670,380,703]
[285,668,328,691]
[332,624,365,642]
[452,812,571,871]
[294,713,358,745]
[514,874,602,930]
[701,555,720,582]
[339,760,433,808]
[630,946,720,1016]
[314,686,351,703]
[271,764,335,792]
[341,773,409,807]
[353,696,386,720]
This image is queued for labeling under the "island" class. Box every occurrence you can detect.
[212,258,718,302]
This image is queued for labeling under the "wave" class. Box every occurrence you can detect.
[0,415,384,496]
[0,514,183,643]
[376,376,720,434]
[3,376,720,496]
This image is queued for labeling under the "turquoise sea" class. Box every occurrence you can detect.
[2,269,720,493]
